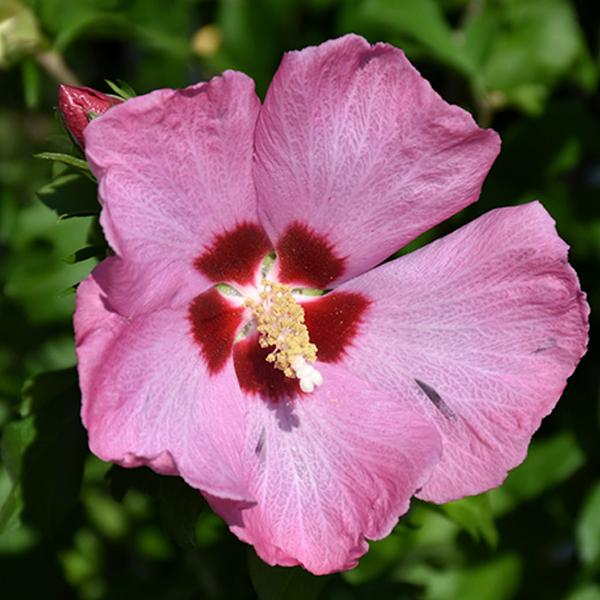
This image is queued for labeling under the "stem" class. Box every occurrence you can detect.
[476,95,494,128]
[35,50,81,86]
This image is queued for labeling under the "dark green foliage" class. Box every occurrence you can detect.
[37,172,99,218]
[1,1,599,598]
[248,550,332,600]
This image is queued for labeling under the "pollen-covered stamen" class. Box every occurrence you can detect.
[245,279,322,392]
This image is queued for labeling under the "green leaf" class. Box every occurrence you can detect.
[34,152,94,179]
[342,527,411,585]
[0,485,37,554]
[37,172,100,219]
[33,0,128,51]
[247,550,330,600]
[466,0,597,114]
[214,0,292,96]
[0,420,36,551]
[105,79,137,100]
[401,554,521,600]
[343,0,475,77]
[565,585,600,600]
[4,197,92,323]
[1,369,87,540]
[21,56,40,109]
[83,488,128,541]
[0,486,22,535]
[21,369,87,535]
[20,367,79,415]
[63,245,105,264]
[1,411,36,480]
[576,482,600,570]
[440,494,498,548]
[490,431,585,515]
[195,511,224,547]
[158,477,204,548]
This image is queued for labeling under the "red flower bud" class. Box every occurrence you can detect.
[58,84,123,149]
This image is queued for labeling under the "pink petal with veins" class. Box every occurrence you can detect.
[335,202,589,502]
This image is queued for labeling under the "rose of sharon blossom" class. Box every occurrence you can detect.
[74,35,589,574]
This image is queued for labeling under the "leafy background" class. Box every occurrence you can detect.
[1,0,599,598]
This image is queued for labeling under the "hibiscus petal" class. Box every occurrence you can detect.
[85,71,266,294]
[254,34,500,286]
[90,256,208,318]
[334,202,589,502]
[207,364,442,575]
[75,270,250,501]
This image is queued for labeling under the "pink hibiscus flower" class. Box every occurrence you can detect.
[72,35,589,574]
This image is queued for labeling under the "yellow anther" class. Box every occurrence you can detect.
[245,279,318,380]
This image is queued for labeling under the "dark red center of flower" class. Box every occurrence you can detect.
[276,222,346,288]
[188,221,369,401]
[194,222,271,286]
[189,288,245,374]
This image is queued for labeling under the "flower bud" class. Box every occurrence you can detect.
[58,84,122,149]
[0,0,42,68]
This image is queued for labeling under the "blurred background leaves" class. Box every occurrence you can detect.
[0,0,599,598]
